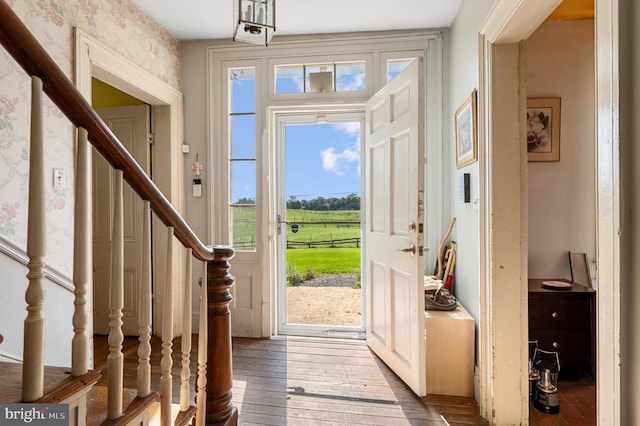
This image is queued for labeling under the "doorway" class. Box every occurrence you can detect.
[478,0,618,423]
[75,29,185,339]
[275,111,366,338]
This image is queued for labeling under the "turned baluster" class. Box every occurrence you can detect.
[23,76,46,402]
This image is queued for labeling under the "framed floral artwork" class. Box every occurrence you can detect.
[526,97,561,162]
[455,89,477,168]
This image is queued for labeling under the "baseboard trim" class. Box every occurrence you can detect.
[0,238,74,292]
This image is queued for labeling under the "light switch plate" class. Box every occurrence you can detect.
[53,168,65,189]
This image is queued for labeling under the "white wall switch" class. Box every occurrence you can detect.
[53,168,65,190]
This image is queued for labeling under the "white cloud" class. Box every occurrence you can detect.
[321,144,360,176]
[338,73,366,91]
[334,121,361,137]
[320,121,362,176]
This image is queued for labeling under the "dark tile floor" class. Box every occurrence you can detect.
[529,370,596,425]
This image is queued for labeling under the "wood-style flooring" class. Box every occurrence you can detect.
[94,335,486,425]
[231,337,485,425]
[529,370,596,426]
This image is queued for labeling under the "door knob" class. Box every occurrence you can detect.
[397,244,416,256]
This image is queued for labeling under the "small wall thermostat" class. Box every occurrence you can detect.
[459,173,470,203]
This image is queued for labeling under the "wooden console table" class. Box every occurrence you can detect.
[528,279,596,378]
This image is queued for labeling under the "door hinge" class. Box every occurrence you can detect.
[147,132,155,145]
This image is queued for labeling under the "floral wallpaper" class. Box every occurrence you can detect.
[0,0,180,278]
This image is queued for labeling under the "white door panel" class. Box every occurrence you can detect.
[365,58,426,396]
[94,104,150,336]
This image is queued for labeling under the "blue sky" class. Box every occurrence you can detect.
[229,61,415,204]
[230,67,363,203]
[285,121,361,201]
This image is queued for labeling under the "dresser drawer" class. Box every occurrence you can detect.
[528,298,591,330]
[529,329,590,367]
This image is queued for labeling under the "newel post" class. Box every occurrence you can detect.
[205,245,238,425]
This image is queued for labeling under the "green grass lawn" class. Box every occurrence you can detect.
[287,247,361,275]
[232,208,362,283]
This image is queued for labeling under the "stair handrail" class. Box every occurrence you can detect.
[0,1,214,262]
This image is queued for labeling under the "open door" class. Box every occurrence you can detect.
[364,58,426,396]
[93,104,151,335]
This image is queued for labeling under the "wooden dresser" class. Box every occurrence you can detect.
[528,279,596,378]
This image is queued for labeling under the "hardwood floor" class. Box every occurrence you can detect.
[231,337,486,425]
[94,334,486,425]
[529,370,596,426]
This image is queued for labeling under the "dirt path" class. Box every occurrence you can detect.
[286,275,361,326]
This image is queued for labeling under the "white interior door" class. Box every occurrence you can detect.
[93,104,150,335]
[364,58,426,396]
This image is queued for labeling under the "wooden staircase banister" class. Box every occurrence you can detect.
[2,2,239,424]
[0,1,213,262]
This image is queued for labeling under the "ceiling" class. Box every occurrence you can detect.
[130,0,595,42]
[131,0,463,41]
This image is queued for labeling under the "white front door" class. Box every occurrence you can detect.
[93,104,150,336]
[364,58,426,396]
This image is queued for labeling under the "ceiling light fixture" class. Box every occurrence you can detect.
[233,0,276,46]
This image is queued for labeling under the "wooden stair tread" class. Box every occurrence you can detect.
[87,386,159,425]
[174,406,197,426]
[0,362,100,403]
[149,403,197,426]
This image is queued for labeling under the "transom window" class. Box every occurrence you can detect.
[275,61,366,94]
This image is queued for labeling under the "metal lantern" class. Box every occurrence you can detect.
[233,0,276,46]
[533,349,561,414]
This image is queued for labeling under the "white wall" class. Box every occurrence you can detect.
[0,257,73,367]
[179,41,210,328]
[179,41,210,248]
[0,0,180,363]
[447,0,494,324]
[526,20,596,284]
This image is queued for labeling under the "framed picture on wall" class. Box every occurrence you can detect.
[455,89,478,169]
[527,97,561,162]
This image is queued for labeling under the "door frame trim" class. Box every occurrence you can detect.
[267,105,367,338]
[74,29,185,337]
[478,0,619,423]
